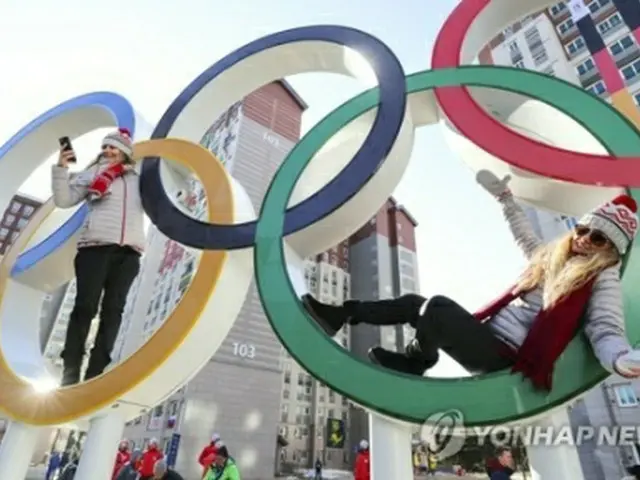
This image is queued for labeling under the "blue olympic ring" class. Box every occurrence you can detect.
[1,26,405,275]
[0,92,136,276]
[140,25,407,250]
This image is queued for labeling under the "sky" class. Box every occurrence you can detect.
[0,0,530,376]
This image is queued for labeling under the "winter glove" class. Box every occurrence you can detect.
[615,350,640,378]
[476,169,512,201]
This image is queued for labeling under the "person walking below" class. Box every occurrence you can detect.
[153,459,184,480]
[58,455,79,480]
[354,440,370,480]
[198,433,220,478]
[487,448,514,479]
[116,449,142,480]
[45,450,61,480]
[314,458,322,480]
[113,439,131,479]
[52,128,145,386]
[138,439,164,480]
[205,443,240,480]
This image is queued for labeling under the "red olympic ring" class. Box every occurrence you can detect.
[431,0,640,187]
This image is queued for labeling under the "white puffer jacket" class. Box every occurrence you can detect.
[51,159,145,252]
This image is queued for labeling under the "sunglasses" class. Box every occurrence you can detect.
[574,225,609,247]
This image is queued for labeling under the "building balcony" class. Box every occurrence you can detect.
[613,44,640,70]
[578,67,601,87]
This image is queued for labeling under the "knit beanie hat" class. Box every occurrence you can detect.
[102,127,133,157]
[578,194,638,254]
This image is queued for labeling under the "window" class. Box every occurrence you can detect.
[609,35,635,56]
[22,205,34,217]
[17,218,27,229]
[566,36,586,56]
[597,13,622,35]
[513,61,525,69]
[587,80,606,95]
[550,2,566,16]
[634,92,640,105]
[576,58,596,76]
[0,228,8,240]
[589,0,611,14]
[9,202,20,214]
[614,384,638,407]
[508,40,522,63]
[3,214,15,226]
[524,27,543,52]
[557,18,575,36]
[532,48,549,65]
[622,58,640,81]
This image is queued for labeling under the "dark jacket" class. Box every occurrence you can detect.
[58,462,78,480]
[115,463,140,480]
[489,467,514,479]
[160,470,185,480]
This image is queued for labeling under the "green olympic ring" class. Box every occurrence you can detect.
[255,65,640,426]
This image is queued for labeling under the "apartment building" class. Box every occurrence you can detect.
[478,4,640,476]
[114,81,308,480]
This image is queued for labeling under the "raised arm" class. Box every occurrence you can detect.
[476,170,543,259]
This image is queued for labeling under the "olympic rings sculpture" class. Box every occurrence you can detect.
[1,1,639,428]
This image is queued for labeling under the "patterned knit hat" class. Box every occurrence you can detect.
[102,127,133,156]
[578,194,638,254]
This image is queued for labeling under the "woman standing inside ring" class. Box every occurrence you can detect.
[52,128,145,386]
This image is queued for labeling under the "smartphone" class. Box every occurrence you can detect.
[58,136,77,163]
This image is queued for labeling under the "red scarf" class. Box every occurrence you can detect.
[88,163,127,197]
[474,278,596,391]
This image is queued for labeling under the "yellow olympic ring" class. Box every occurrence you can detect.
[0,138,233,426]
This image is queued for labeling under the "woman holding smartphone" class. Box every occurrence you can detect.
[52,128,145,386]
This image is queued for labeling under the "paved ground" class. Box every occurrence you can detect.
[25,465,45,480]
[24,464,492,480]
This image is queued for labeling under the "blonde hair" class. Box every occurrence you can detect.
[514,232,619,308]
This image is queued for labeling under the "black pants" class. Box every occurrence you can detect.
[354,294,514,374]
[62,245,140,376]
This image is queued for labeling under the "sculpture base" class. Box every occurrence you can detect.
[368,413,413,479]
[527,409,585,480]
[0,421,39,480]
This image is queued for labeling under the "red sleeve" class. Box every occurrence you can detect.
[354,456,362,480]
[198,447,208,466]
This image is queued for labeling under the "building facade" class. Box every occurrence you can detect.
[276,242,352,474]
[115,81,308,480]
[346,198,421,454]
[0,193,42,254]
[480,4,640,478]
[479,1,640,104]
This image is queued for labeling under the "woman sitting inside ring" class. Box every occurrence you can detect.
[302,170,640,391]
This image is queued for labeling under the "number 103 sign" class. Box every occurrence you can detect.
[232,342,256,359]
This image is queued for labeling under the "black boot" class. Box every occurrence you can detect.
[368,347,432,376]
[84,354,109,382]
[60,365,81,387]
[301,294,357,337]
[83,367,104,382]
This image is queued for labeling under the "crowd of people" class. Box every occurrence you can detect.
[105,433,240,480]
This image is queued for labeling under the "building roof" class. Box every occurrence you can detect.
[277,79,309,111]
[388,196,419,227]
